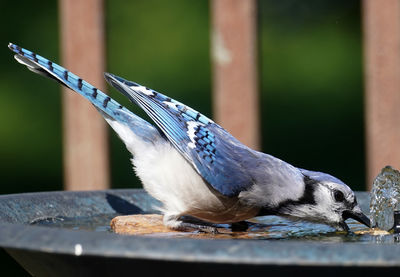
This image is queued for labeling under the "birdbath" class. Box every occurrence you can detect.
[0,188,400,276]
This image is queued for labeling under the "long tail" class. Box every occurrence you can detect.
[8,43,160,143]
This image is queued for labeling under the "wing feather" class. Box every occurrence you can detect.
[105,73,256,196]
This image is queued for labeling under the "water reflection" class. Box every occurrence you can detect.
[30,213,400,244]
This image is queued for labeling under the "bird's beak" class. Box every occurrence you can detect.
[342,209,371,229]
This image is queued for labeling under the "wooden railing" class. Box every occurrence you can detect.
[363,0,400,188]
[60,0,109,190]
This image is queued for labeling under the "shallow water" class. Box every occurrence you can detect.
[30,214,114,233]
[30,213,400,244]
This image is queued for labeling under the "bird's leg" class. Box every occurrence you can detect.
[163,214,219,234]
[231,221,250,231]
[178,222,219,234]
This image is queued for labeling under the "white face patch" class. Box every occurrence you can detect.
[187,121,202,149]
[132,85,154,96]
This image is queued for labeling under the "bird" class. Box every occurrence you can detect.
[8,43,370,233]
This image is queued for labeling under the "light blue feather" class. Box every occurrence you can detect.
[8,43,298,197]
[8,43,159,143]
[105,73,257,196]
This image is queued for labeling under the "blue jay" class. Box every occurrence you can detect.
[9,43,370,232]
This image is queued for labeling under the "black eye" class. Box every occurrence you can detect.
[334,190,345,202]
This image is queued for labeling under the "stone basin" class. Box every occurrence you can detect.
[0,189,399,276]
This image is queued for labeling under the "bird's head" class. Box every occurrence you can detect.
[274,170,371,232]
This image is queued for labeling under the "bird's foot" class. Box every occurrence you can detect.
[163,214,219,234]
[231,221,250,232]
[176,222,219,234]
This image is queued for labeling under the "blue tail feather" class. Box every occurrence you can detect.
[8,43,159,143]
[10,43,256,197]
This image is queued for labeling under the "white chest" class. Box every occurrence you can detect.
[108,120,259,223]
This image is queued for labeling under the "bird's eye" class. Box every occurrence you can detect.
[334,190,345,202]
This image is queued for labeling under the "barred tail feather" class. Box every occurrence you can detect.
[8,43,160,145]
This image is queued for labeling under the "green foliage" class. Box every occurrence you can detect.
[259,0,364,189]
[0,0,61,193]
[106,0,211,188]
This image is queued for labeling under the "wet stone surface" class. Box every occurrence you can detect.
[3,190,400,274]
[16,190,400,243]
[110,214,372,241]
[32,213,377,241]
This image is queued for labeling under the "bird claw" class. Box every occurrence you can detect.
[164,215,220,233]
[177,222,220,234]
[231,221,249,232]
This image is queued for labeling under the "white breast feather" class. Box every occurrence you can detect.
[133,139,222,215]
[105,119,226,216]
[105,119,259,224]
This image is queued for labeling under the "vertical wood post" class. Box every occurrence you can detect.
[211,0,260,149]
[363,0,400,188]
[59,0,109,190]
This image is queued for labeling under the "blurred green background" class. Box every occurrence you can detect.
[0,0,362,275]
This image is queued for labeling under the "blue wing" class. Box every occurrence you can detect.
[8,43,256,197]
[105,73,256,196]
[8,43,159,143]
